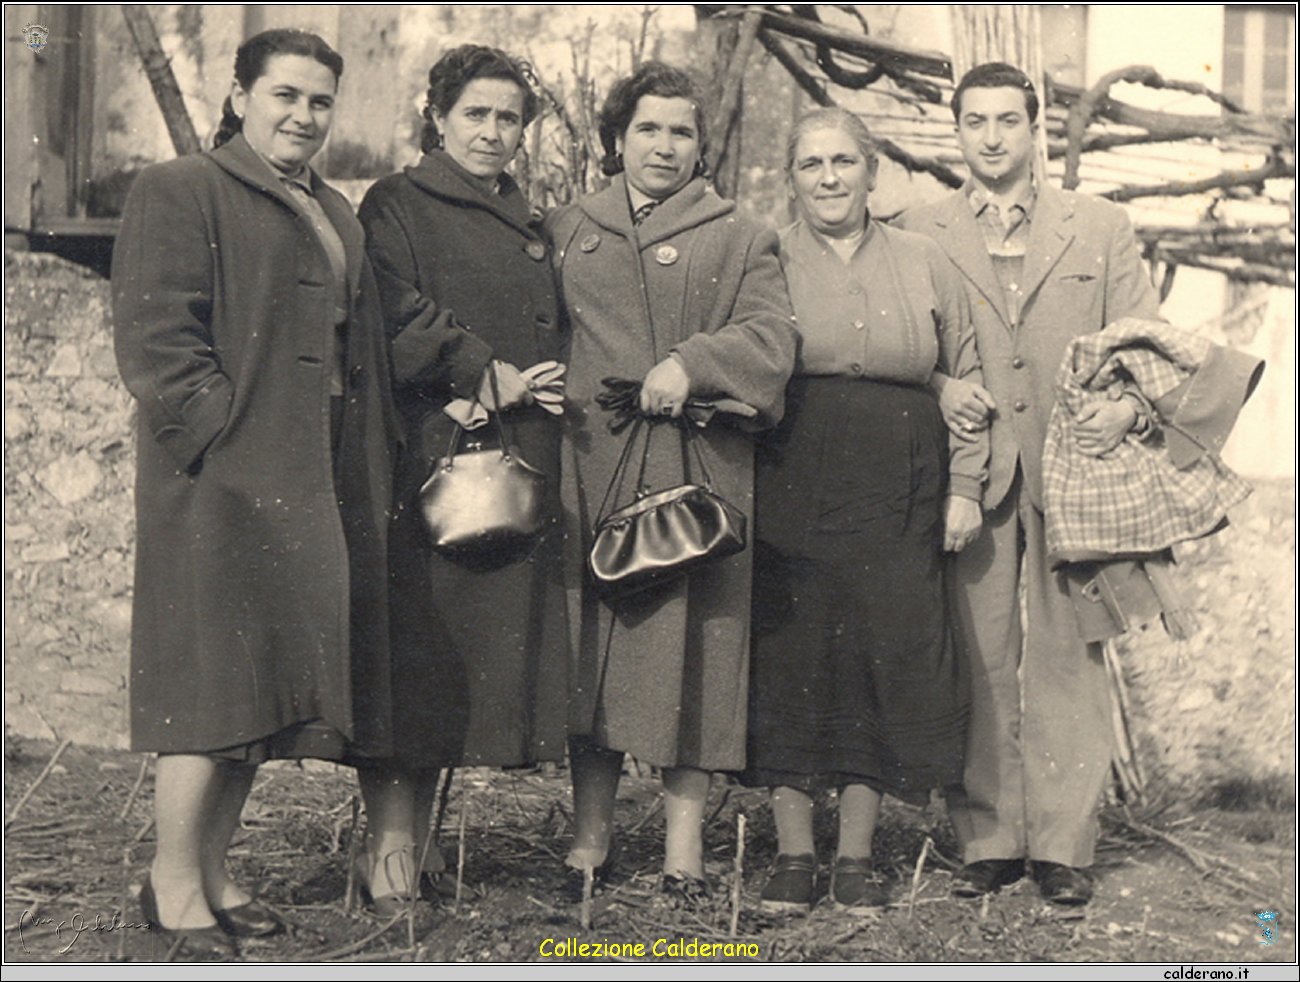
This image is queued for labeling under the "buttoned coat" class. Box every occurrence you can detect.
[358,151,568,766]
[112,134,401,755]
[899,184,1160,510]
[547,176,797,770]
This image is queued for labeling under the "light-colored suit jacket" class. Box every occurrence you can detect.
[899,184,1160,511]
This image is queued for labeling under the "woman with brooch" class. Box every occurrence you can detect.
[357,44,568,912]
[743,107,986,912]
[547,62,797,901]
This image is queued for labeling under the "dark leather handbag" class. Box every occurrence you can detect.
[589,416,747,598]
[419,368,547,566]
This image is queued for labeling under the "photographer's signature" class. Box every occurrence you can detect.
[17,908,151,954]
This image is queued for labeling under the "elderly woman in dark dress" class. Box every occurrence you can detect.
[743,108,986,911]
[112,29,398,952]
[356,44,567,912]
[548,63,797,897]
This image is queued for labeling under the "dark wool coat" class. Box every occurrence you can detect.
[547,176,798,770]
[112,134,401,755]
[358,151,568,767]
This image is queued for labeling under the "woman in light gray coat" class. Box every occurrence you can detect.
[547,62,796,899]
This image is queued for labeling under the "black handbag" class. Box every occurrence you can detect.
[589,416,747,598]
[419,367,547,566]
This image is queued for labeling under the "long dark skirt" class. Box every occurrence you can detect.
[742,376,968,804]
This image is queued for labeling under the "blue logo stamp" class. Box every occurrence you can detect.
[1255,909,1279,945]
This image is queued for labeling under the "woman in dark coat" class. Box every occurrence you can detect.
[355,44,567,910]
[548,63,797,897]
[112,29,399,951]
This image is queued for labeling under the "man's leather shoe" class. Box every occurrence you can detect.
[1031,862,1093,906]
[951,859,1025,898]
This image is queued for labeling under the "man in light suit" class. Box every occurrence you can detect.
[900,63,1160,905]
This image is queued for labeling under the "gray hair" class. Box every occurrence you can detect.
[784,107,878,173]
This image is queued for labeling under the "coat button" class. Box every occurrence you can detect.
[1014,399,1027,412]
[1012,356,1025,369]
[525,241,546,261]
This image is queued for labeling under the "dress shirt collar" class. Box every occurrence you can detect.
[965,177,1037,226]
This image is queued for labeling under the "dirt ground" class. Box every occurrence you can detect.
[3,737,1294,965]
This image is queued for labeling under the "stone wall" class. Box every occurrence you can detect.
[5,252,133,747]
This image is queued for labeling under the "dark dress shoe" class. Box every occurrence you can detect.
[951,859,1025,898]
[138,875,236,959]
[1032,862,1093,906]
[831,856,890,910]
[759,853,816,913]
[213,899,285,938]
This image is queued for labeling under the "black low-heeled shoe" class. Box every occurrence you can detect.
[759,853,816,913]
[213,898,285,938]
[138,875,237,959]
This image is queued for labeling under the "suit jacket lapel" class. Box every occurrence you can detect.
[1021,186,1075,311]
[927,193,1012,330]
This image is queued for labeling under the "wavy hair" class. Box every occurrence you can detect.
[597,61,709,179]
[420,45,540,154]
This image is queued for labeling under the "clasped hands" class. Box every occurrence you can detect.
[445,360,566,429]
[934,375,1136,457]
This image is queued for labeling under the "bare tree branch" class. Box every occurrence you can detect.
[759,30,963,189]
[120,4,201,157]
[698,4,952,78]
[707,5,765,183]
[1101,157,1293,203]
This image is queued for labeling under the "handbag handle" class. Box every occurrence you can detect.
[592,417,717,527]
[441,361,518,467]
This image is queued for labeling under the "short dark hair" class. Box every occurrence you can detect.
[951,61,1039,123]
[214,29,343,148]
[421,44,540,154]
[597,62,709,178]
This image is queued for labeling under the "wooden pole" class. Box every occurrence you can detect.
[119,4,202,157]
[706,5,764,192]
